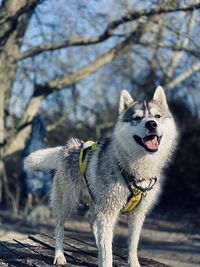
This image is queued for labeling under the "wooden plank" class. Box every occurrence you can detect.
[63,229,128,260]
[28,233,170,267]
[29,233,127,267]
[62,229,171,266]
[0,236,55,267]
[63,233,127,266]
[43,233,98,257]
[0,232,171,267]
[0,240,33,267]
[140,257,171,267]
[13,238,53,267]
[29,234,96,267]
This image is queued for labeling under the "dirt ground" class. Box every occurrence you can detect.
[0,208,199,267]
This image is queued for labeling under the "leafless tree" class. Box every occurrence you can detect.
[0,0,200,210]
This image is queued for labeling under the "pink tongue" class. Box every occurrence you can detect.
[144,136,158,150]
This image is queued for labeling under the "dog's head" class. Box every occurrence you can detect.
[115,86,177,154]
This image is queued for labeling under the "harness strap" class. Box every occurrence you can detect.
[121,188,143,213]
[119,164,157,213]
[79,141,157,213]
[79,141,97,201]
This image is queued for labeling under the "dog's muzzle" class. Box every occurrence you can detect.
[133,134,162,152]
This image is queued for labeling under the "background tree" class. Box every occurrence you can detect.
[0,0,200,211]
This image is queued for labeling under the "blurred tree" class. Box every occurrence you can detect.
[0,0,200,210]
[22,115,51,212]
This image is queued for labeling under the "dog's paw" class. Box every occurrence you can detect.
[54,250,67,265]
[128,258,141,267]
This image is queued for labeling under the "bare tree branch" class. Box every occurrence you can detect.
[165,61,200,90]
[17,34,113,61]
[106,3,200,32]
[0,0,40,45]
[139,41,200,58]
[166,13,195,78]
[3,34,135,158]
[17,3,200,61]
[33,35,136,96]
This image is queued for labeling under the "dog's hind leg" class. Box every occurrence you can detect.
[54,218,66,265]
[51,171,79,265]
[87,203,99,247]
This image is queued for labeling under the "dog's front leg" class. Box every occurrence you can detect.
[93,210,118,267]
[127,208,146,267]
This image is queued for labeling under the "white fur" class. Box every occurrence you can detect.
[119,89,134,113]
[24,88,178,267]
[24,147,62,171]
[153,86,168,109]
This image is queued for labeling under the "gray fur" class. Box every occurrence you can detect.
[25,86,178,267]
[122,102,145,122]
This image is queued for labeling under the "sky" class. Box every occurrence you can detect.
[8,0,200,119]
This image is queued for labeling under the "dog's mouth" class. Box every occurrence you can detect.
[133,134,162,153]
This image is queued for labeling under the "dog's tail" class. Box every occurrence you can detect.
[24,147,63,171]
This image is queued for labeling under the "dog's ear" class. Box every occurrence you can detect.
[153,86,168,109]
[119,90,134,113]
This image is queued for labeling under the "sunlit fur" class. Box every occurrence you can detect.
[24,87,178,267]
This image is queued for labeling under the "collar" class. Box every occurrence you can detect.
[117,163,157,194]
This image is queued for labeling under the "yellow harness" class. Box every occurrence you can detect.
[79,141,143,213]
[79,141,97,181]
[121,188,143,213]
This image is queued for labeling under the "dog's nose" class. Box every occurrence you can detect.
[145,120,157,131]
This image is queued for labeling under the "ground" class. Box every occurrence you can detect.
[0,207,199,267]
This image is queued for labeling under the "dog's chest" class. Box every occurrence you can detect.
[129,159,161,187]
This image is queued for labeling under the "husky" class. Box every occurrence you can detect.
[24,86,178,267]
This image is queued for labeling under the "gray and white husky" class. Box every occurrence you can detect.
[24,86,177,267]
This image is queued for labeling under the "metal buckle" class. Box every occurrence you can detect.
[133,177,157,193]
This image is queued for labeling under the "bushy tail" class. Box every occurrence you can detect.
[24,147,63,171]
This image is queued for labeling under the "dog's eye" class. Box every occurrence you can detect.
[155,114,161,119]
[132,116,142,121]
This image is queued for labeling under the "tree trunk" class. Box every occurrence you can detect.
[0,0,38,207]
